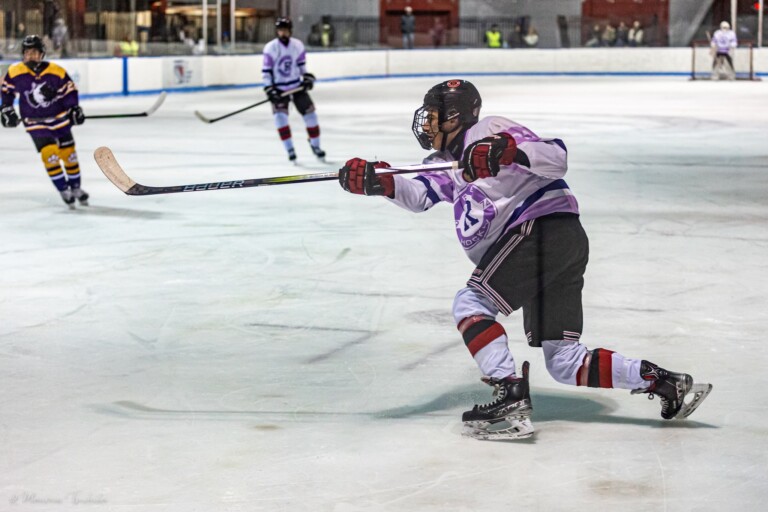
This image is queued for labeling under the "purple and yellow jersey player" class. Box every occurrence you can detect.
[1,35,88,208]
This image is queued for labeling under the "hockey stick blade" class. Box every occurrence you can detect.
[94,147,138,194]
[194,110,214,123]
[193,87,304,124]
[93,146,458,196]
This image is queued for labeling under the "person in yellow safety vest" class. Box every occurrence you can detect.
[485,24,502,48]
[115,35,139,57]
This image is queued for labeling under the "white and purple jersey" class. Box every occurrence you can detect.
[389,116,579,264]
[712,29,737,54]
[262,37,307,91]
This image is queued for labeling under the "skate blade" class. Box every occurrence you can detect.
[675,383,713,419]
[462,417,534,441]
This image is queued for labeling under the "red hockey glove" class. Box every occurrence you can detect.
[339,158,394,197]
[461,133,517,182]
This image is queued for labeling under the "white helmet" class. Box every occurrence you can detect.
[720,21,730,30]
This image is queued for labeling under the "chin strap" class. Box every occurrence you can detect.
[442,126,469,160]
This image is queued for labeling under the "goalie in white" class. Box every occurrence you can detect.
[338,80,712,440]
[711,21,738,80]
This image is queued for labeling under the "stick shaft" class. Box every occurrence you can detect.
[93,147,458,196]
[195,86,304,123]
[23,92,166,122]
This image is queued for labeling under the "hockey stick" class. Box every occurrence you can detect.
[87,92,167,119]
[93,146,458,196]
[23,92,167,123]
[194,86,305,124]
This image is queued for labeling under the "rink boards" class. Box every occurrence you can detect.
[2,47,766,97]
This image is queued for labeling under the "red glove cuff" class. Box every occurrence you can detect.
[497,133,518,166]
[378,173,395,198]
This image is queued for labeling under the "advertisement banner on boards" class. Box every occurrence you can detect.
[162,58,203,89]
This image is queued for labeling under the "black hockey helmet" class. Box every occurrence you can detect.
[21,35,46,57]
[412,79,482,150]
[275,17,293,30]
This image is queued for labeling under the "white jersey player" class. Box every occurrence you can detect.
[262,17,325,162]
[711,21,738,80]
[338,79,712,440]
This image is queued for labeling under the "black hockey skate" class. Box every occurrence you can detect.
[632,360,712,420]
[287,148,297,164]
[60,189,75,209]
[72,187,89,206]
[462,361,534,440]
[309,141,326,161]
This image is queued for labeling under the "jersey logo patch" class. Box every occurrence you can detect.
[454,186,496,249]
[277,56,293,77]
[24,82,61,109]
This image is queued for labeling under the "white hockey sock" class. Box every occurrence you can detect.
[473,336,516,380]
[274,112,294,152]
[542,340,651,390]
[303,112,321,148]
[612,355,650,390]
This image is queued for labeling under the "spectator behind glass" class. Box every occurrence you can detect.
[628,20,644,47]
[508,22,522,48]
[321,15,335,48]
[401,6,415,49]
[484,24,503,48]
[51,18,69,57]
[585,24,602,47]
[431,17,445,48]
[601,22,617,47]
[615,21,629,47]
[114,34,139,57]
[308,23,322,46]
[523,26,539,48]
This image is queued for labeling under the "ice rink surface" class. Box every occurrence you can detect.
[1,76,767,511]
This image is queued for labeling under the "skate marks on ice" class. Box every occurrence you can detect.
[96,400,381,423]
[242,321,378,365]
[66,205,169,220]
[95,387,715,438]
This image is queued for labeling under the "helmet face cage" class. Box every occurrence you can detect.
[411,106,435,150]
[21,35,46,58]
[411,79,481,150]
